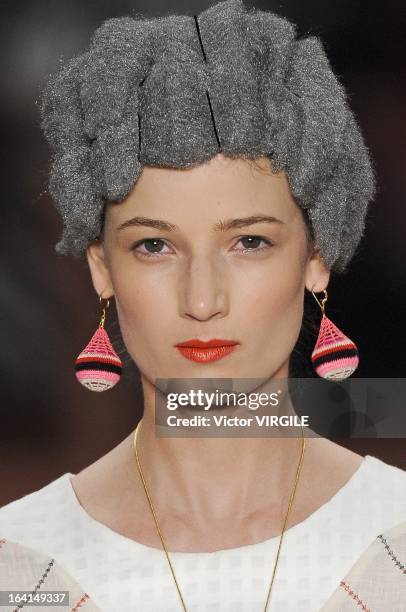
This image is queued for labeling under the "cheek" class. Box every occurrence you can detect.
[239,246,304,307]
[112,270,173,357]
[237,252,305,349]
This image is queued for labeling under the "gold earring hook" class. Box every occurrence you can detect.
[99,294,110,328]
[311,289,328,314]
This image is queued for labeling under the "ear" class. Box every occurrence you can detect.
[86,239,114,299]
[304,247,330,294]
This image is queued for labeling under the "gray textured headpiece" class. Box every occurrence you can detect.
[40,0,376,272]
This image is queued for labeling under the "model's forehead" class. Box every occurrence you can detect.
[121,154,285,197]
[105,154,299,229]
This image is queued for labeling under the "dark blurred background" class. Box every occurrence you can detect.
[1,0,405,506]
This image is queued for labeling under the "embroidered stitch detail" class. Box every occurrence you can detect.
[377,534,406,573]
[11,559,55,612]
[339,580,370,611]
[71,593,90,611]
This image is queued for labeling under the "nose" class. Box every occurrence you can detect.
[179,254,228,322]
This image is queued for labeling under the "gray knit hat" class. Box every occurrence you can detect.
[40,0,376,272]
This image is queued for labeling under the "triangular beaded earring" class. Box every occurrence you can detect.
[311,289,359,380]
[74,295,122,391]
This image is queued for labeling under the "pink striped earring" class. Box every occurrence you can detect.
[74,295,122,391]
[311,289,359,380]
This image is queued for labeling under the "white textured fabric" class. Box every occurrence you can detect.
[1,454,406,612]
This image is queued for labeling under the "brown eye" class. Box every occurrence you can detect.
[240,236,262,249]
[234,235,273,253]
[141,239,165,253]
[131,238,171,259]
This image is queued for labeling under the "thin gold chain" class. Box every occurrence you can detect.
[133,418,306,612]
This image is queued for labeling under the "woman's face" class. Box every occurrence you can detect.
[87,153,329,385]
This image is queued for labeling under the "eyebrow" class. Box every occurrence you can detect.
[116,214,285,232]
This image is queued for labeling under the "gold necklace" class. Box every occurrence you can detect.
[133,418,306,611]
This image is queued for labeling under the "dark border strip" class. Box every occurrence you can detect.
[193,15,207,62]
[75,361,122,374]
[206,91,221,149]
[138,111,142,160]
[193,14,221,150]
[312,347,358,368]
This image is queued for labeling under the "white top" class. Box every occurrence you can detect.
[1,455,406,612]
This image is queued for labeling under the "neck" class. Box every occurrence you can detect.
[134,375,306,529]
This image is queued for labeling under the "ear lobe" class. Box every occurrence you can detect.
[86,239,114,298]
[305,248,330,294]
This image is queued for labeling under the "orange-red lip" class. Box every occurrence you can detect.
[175,338,238,348]
[175,344,238,363]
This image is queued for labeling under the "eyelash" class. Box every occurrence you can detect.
[130,236,274,259]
